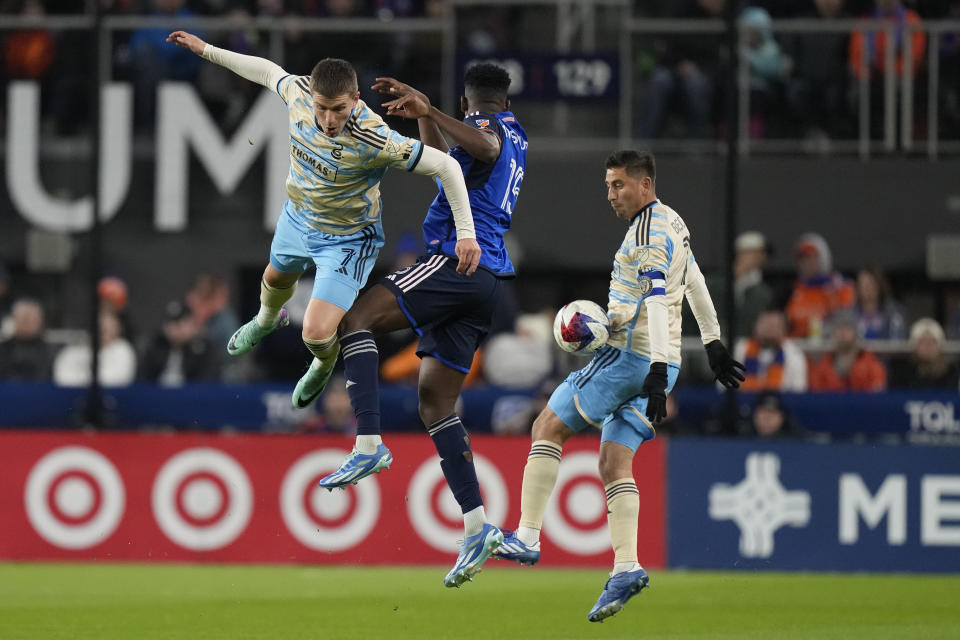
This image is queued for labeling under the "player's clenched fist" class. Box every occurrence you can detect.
[454,238,481,276]
[166,31,207,56]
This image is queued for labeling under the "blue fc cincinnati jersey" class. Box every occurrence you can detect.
[422,111,527,276]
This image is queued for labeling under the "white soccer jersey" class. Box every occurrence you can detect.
[606,199,693,365]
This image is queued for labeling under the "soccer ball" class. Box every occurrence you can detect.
[553,300,609,355]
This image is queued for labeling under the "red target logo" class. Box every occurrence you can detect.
[280,449,380,552]
[407,455,508,552]
[24,446,125,549]
[543,451,610,554]
[151,448,252,551]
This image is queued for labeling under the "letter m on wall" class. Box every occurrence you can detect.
[839,474,907,546]
[156,83,288,231]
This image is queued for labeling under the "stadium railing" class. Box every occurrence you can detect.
[1,12,959,154]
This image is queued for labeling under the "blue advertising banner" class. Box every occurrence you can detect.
[667,438,960,572]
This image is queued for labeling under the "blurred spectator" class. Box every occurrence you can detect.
[140,299,217,386]
[53,311,137,387]
[706,230,773,338]
[734,310,808,392]
[482,312,554,389]
[637,0,725,139]
[0,298,55,382]
[297,376,358,435]
[185,271,239,379]
[734,231,774,336]
[742,391,802,438]
[786,0,852,140]
[97,275,137,346]
[785,233,855,338]
[3,1,55,80]
[848,0,926,140]
[849,0,926,81]
[126,0,204,129]
[655,394,700,437]
[808,309,887,391]
[853,267,905,339]
[888,318,960,390]
[739,7,790,138]
[0,262,12,338]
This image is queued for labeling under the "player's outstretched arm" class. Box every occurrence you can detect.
[410,146,481,275]
[167,31,287,90]
[374,77,500,163]
[684,257,745,388]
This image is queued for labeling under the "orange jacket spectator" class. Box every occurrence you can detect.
[849,5,926,80]
[381,341,483,387]
[808,351,887,392]
[786,233,855,338]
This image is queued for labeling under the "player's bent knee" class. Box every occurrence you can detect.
[597,442,634,483]
[531,409,572,445]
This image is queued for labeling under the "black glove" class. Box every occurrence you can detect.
[705,340,746,389]
[642,362,669,424]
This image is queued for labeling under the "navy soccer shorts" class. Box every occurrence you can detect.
[380,254,504,374]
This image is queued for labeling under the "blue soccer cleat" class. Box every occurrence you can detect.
[587,567,650,622]
[443,524,504,588]
[493,530,540,566]
[227,309,289,356]
[317,444,393,490]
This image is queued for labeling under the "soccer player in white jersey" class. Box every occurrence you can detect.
[166,31,480,405]
[494,150,745,622]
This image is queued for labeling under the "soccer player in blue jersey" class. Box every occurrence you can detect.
[166,31,480,406]
[317,65,527,588]
[494,151,745,621]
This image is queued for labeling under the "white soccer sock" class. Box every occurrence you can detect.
[355,434,382,455]
[257,279,295,328]
[517,526,540,546]
[463,505,487,537]
[612,562,641,576]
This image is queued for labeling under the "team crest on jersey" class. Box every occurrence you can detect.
[476,119,490,127]
[385,139,411,160]
[331,143,344,160]
[637,247,649,264]
[637,275,653,296]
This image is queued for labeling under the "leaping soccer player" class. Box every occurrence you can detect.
[166,31,480,407]
[317,65,527,588]
[494,150,745,621]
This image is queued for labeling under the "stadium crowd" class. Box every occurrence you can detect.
[1,0,959,436]
[3,0,960,139]
[2,225,958,438]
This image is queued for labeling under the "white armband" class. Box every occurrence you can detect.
[411,145,475,240]
[684,258,722,344]
[644,295,670,364]
[201,45,287,91]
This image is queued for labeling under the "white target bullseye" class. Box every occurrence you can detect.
[24,446,125,549]
[280,449,380,552]
[543,451,610,555]
[152,448,252,551]
[407,454,508,552]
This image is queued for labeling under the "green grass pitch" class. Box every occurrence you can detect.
[1,563,958,639]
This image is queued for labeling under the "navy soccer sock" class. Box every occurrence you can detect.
[428,415,483,514]
[341,330,381,436]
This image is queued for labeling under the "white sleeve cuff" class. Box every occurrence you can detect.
[644,295,670,363]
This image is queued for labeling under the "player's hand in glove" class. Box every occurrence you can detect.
[641,362,669,424]
[705,340,746,389]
